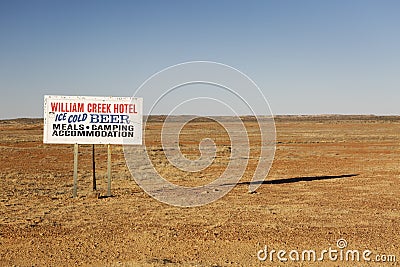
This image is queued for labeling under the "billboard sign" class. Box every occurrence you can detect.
[43,95,142,144]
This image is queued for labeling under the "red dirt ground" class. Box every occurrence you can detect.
[0,116,399,266]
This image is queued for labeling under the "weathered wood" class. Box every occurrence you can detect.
[92,144,96,191]
[73,143,78,198]
[107,144,112,197]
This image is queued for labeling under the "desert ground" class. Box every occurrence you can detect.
[0,116,399,266]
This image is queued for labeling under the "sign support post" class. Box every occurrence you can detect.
[107,144,112,197]
[73,143,78,198]
[92,144,96,191]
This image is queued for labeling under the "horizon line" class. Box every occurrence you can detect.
[1,113,400,121]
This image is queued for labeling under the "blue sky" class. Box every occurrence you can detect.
[0,0,399,118]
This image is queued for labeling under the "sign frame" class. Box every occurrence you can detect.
[43,95,143,145]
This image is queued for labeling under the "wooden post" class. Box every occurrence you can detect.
[73,143,78,198]
[107,144,112,197]
[92,144,96,191]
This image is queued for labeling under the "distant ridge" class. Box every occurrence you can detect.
[143,114,400,123]
[0,118,43,124]
[272,114,400,122]
[1,115,399,124]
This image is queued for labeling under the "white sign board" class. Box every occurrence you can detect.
[43,95,142,144]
